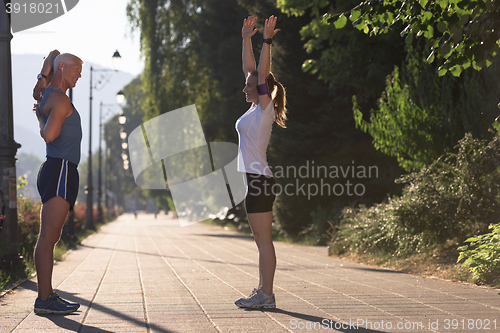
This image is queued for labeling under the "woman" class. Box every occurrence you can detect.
[234,15,287,309]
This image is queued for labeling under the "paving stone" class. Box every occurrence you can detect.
[1,213,499,332]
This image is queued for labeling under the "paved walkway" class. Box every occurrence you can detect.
[1,213,499,333]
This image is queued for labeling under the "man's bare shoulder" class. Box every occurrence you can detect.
[44,90,72,117]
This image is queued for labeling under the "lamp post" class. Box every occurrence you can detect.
[85,51,122,230]
[97,90,125,222]
[0,2,23,268]
[118,111,128,170]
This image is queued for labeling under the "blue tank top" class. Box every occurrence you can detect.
[39,88,82,165]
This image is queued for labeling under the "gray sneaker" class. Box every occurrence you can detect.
[235,288,258,306]
[235,289,276,309]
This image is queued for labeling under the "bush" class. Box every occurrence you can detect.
[17,197,41,262]
[330,131,500,257]
[457,222,500,287]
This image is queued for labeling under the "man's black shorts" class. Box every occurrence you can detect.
[245,173,276,214]
[37,157,79,210]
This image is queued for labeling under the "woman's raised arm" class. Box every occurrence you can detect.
[257,16,280,109]
[242,16,259,77]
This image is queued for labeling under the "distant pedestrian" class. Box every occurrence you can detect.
[32,50,83,314]
[235,15,287,309]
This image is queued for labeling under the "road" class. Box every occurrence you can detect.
[1,213,499,332]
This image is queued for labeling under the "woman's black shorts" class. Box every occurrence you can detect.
[37,157,79,210]
[245,173,276,214]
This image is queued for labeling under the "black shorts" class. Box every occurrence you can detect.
[37,157,79,210]
[245,173,276,214]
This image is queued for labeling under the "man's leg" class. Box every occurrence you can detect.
[34,196,70,301]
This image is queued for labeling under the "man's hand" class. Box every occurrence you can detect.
[33,78,47,101]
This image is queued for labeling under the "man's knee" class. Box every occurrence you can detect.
[39,226,63,245]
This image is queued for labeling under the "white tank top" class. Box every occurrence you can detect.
[235,102,275,177]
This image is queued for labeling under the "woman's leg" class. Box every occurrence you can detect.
[247,211,275,296]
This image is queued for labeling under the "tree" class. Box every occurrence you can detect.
[279,0,500,172]
[127,0,406,237]
[354,45,500,171]
[242,0,406,236]
[279,0,500,77]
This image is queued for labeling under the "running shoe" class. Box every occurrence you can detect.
[235,288,259,307]
[34,292,80,314]
[53,291,79,307]
[235,288,276,309]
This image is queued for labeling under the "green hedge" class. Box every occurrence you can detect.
[330,131,500,257]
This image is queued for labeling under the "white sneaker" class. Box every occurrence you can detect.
[235,288,258,306]
[235,289,276,309]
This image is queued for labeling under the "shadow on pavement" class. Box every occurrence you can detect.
[77,243,260,270]
[198,233,254,240]
[262,308,387,333]
[18,281,176,333]
[346,267,407,274]
[18,279,37,292]
[36,314,114,333]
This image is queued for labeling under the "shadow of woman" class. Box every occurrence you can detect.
[257,308,388,333]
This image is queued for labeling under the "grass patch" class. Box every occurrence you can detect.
[331,242,474,284]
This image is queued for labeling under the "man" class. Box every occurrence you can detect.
[32,50,83,314]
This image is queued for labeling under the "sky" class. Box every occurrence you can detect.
[10,0,144,76]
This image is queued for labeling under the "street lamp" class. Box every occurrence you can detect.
[0,4,24,269]
[118,111,128,170]
[97,93,123,223]
[86,50,122,230]
[116,90,125,104]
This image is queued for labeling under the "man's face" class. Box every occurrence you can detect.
[62,61,82,88]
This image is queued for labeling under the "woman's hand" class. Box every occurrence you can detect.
[242,16,259,39]
[263,15,280,39]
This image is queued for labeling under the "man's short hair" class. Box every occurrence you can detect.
[53,53,84,69]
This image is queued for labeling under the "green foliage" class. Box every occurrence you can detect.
[279,0,407,91]
[458,222,500,286]
[280,0,500,77]
[16,175,27,192]
[268,0,406,236]
[126,0,249,211]
[127,0,406,236]
[127,0,243,137]
[331,132,500,256]
[298,204,342,245]
[16,197,41,262]
[354,46,500,172]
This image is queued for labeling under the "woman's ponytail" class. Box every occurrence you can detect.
[268,72,287,128]
[251,71,287,128]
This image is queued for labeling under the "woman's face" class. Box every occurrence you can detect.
[243,74,259,105]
